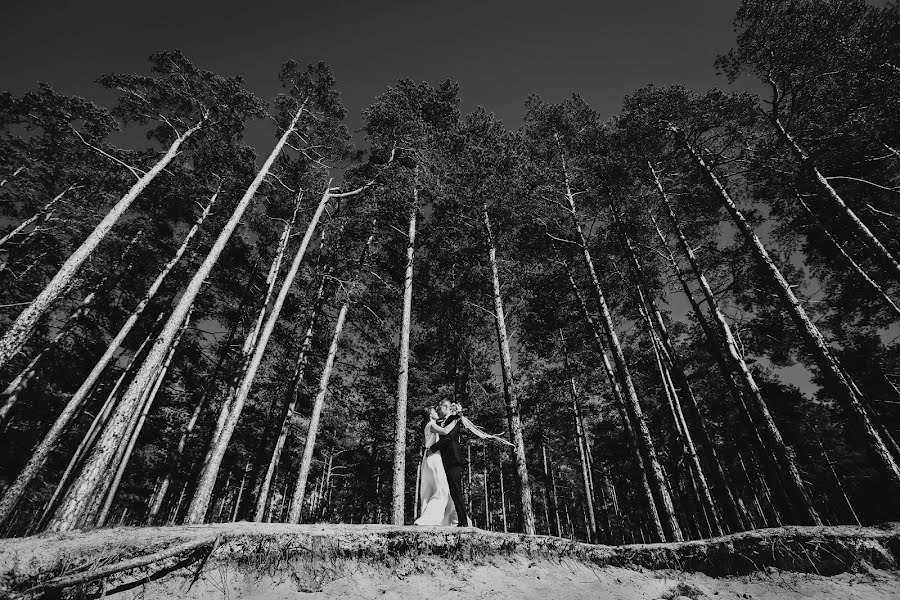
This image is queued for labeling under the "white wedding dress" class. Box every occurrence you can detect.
[414,422,458,526]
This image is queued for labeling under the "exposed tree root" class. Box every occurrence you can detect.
[5,536,216,599]
[1,523,898,598]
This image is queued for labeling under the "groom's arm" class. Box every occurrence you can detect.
[428,418,458,454]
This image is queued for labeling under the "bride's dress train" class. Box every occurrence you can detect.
[414,425,458,526]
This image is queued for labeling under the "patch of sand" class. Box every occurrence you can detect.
[114,558,900,600]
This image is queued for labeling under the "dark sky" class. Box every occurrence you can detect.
[2,1,745,132]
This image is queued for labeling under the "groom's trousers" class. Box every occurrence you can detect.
[445,465,469,526]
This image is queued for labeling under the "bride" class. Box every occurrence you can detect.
[414,403,511,526]
[414,407,458,526]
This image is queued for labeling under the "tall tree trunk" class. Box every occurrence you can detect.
[0,121,203,369]
[582,428,605,541]
[184,184,335,524]
[392,169,418,526]
[146,265,256,524]
[252,236,332,521]
[413,448,423,520]
[676,134,900,501]
[483,203,536,534]
[288,301,349,524]
[559,329,597,542]
[795,193,900,321]
[649,209,785,526]
[467,445,473,518]
[186,201,298,523]
[652,158,824,523]
[0,194,213,516]
[482,448,490,530]
[542,439,562,537]
[97,307,191,526]
[498,455,508,533]
[34,312,166,530]
[813,430,860,526]
[560,256,666,541]
[772,116,900,285]
[0,284,99,430]
[0,228,143,429]
[230,463,250,522]
[288,227,375,523]
[613,216,725,537]
[554,152,682,541]
[46,106,307,532]
[0,255,162,528]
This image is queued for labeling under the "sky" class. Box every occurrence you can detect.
[1,1,745,133]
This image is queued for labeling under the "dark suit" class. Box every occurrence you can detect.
[430,414,468,526]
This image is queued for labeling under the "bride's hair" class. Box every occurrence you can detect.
[450,402,463,415]
[419,407,435,430]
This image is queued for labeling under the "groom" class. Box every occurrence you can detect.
[428,399,469,527]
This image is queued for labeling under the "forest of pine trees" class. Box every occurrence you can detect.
[1,0,899,543]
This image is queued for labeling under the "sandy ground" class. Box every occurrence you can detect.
[110,557,900,600]
[2,523,899,599]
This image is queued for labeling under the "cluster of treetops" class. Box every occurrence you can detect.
[0,0,898,544]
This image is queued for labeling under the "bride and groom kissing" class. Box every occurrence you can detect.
[414,399,513,527]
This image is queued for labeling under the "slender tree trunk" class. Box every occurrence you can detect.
[651,333,713,538]
[483,203,536,534]
[561,257,666,541]
[46,107,306,532]
[170,483,187,524]
[559,329,597,542]
[499,455,508,533]
[252,240,331,521]
[795,193,900,321]
[393,170,418,526]
[288,303,350,523]
[540,459,552,534]
[773,117,900,284]
[564,499,573,539]
[0,183,73,250]
[676,135,900,500]
[213,470,233,522]
[184,184,334,525]
[0,165,25,190]
[467,445,473,518]
[230,462,250,523]
[0,122,203,369]
[289,228,375,523]
[482,448,490,530]
[542,439,562,537]
[413,449,423,520]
